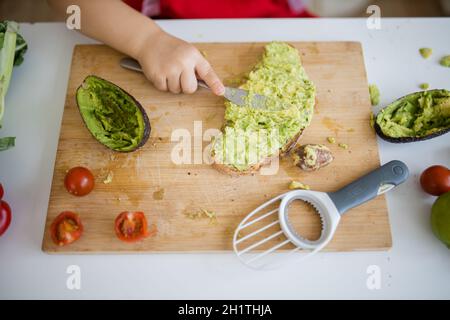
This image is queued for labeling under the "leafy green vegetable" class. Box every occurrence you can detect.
[0,21,27,150]
[0,137,15,151]
[0,21,27,67]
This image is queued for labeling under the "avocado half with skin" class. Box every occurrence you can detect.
[76,75,150,152]
[374,89,450,143]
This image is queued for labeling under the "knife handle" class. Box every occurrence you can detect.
[120,57,143,72]
[120,57,210,91]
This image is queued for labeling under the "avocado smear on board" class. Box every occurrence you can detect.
[212,42,316,171]
[375,89,450,140]
[76,75,150,152]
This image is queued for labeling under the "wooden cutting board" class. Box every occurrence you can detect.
[42,42,392,253]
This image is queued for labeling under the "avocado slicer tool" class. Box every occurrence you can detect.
[233,160,409,270]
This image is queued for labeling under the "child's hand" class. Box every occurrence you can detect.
[137,30,225,95]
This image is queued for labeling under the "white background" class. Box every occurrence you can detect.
[0,19,449,299]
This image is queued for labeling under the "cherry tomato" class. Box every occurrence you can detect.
[0,200,12,237]
[64,167,95,196]
[0,183,4,200]
[420,165,450,196]
[50,211,83,246]
[114,211,156,243]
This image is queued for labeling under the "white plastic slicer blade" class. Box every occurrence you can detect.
[233,160,409,270]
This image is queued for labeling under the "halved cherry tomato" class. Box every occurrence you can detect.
[114,211,156,242]
[50,211,83,246]
[64,167,95,196]
[0,183,4,200]
[420,165,450,196]
[0,200,12,237]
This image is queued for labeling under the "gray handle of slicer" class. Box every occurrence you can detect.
[328,160,409,215]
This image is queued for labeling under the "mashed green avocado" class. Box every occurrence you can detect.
[376,89,450,138]
[76,75,149,152]
[440,55,450,68]
[419,48,432,59]
[369,84,380,106]
[419,83,430,90]
[212,42,316,171]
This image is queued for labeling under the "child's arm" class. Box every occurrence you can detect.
[47,0,224,95]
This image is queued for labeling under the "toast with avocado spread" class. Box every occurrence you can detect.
[211,42,316,175]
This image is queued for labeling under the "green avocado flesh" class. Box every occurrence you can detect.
[212,42,316,171]
[76,76,148,152]
[376,89,450,139]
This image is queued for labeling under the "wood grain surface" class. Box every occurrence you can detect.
[42,42,392,253]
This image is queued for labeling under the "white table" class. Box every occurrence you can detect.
[0,19,449,299]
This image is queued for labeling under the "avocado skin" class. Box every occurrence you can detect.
[375,89,450,143]
[76,75,151,152]
[374,122,450,143]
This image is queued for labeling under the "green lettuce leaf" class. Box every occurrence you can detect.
[0,136,15,151]
[0,21,27,151]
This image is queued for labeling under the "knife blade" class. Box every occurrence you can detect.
[120,57,267,109]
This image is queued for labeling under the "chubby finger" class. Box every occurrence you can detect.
[195,60,225,96]
[180,69,198,94]
[151,75,168,92]
[167,72,182,94]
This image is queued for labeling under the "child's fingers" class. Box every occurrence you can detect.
[195,60,225,96]
[180,70,197,94]
[167,72,182,94]
[151,75,168,92]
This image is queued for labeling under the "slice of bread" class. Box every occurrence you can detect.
[211,42,316,175]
